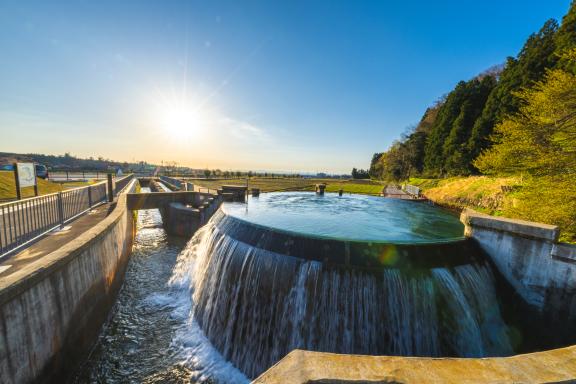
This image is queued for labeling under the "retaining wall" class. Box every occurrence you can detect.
[460,209,576,323]
[0,181,137,383]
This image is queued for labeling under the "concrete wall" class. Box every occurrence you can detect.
[134,179,226,238]
[460,209,576,312]
[162,193,223,237]
[460,209,576,345]
[0,181,137,383]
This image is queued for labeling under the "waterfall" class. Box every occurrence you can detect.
[171,216,514,379]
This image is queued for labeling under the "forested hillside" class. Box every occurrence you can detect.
[369,2,576,240]
[370,2,576,179]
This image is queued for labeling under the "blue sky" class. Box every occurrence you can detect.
[0,0,571,173]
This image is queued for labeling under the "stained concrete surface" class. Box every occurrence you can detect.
[253,348,576,384]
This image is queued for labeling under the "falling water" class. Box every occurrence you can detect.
[74,190,249,384]
[171,215,515,379]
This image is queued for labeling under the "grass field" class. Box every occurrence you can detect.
[0,171,93,201]
[187,177,386,195]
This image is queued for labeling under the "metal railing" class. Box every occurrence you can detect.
[0,174,134,258]
[48,171,109,181]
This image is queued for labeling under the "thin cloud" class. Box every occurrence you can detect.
[217,116,271,143]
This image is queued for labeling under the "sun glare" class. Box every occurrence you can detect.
[155,97,207,140]
[161,107,200,138]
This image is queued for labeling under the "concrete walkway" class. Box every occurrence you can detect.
[381,185,413,199]
[0,202,114,279]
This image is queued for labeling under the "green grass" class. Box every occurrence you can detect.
[407,176,521,213]
[188,177,385,195]
[407,175,574,242]
[0,171,93,201]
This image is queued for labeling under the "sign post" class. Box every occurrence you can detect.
[13,162,37,200]
[107,173,114,202]
[32,166,38,197]
[13,163,21,200]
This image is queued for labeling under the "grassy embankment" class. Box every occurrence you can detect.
[0,171,93,201]
[407,176,575,243]
[190,177,385,195]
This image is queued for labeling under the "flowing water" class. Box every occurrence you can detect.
[74,190,249,384]
[172,216,514,379]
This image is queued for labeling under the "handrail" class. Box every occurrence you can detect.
[0,174,134,258]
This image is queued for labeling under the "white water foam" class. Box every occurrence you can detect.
[167,225,250,384]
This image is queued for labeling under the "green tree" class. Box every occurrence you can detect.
[467,19,559,164]
[554,1,576,72]
[475,59,576,241]
[475,64,576,176]
[423,76,496,176]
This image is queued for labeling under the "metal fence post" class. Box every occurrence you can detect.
[88,185,92,208]
[57,192,65,229]
[107,174,114,202]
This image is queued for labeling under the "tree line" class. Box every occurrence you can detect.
[369,2,576,181]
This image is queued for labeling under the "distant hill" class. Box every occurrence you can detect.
[0,152,156,173]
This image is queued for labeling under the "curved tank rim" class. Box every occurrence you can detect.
[220,203,466,246]
[211,209,480,270]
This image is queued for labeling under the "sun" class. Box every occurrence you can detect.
[160,105,203,140]
[155,96,207,140]
[160,106,201,139]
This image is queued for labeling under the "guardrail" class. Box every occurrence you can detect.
[48,171,109,181]
[0,174,134,258]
